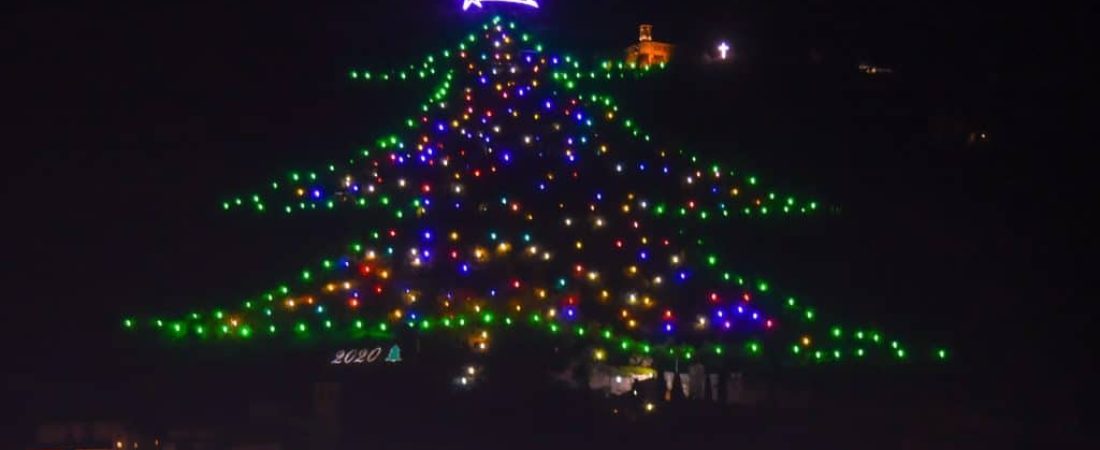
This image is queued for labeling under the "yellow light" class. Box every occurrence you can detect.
[594,349,606,360]
[574,241,583,250]
[393,309,403,319]
[802,336,812,346]
[450,231,460,241]
[645,403,655,412]
[600,290,610,299]
[653,276,663,285]
[587,271,599,281]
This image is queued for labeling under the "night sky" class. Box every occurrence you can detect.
[2,0,1089,445]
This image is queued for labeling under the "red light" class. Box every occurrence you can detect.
[709,293,719,302]
[349,299,359,308]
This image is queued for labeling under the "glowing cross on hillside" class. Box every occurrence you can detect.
[462,0,540,10]
[717,41,731,60]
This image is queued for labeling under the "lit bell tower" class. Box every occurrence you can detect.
[625,24,673,67]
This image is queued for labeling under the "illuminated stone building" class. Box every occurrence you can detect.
[625,24,673,66]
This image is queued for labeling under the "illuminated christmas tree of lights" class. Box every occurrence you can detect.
[123,16,947,367]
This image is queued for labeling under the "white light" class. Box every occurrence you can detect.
[463,0,540,11]
[717,41,731,60]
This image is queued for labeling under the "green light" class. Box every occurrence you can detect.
[240,326,251,338]
[896,349,906,358]
[602,329,612,339]
[269,325,276,334]
[482,313,493,323]
[757,281,769,292]
[575,327,585,336]
[707,255,717,266]
[355,320,363,329]
[642,344,651,353]
[872,333,882,343]
[856,348,865,357]
[855,331,864,340]
[786,297,796,307]
[549,324,559,333]
[805,309,815,320]
[831,327,842,338]
[833,350,841,359]
[123,319,133,328]
[379,323,388,332]
[297,323,306,333]
[714,345,723,355]
[937,348,947,359]
[301,270,311,281]
[792,345,800,354]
